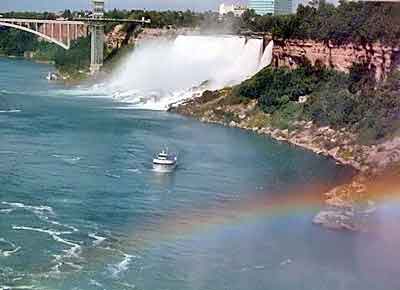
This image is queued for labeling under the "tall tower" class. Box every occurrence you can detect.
[90,0,105,74]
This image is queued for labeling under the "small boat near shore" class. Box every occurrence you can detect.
[46,72,59,81]
[153,149,177,172]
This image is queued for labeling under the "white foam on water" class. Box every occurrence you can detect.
[48,86,110,100]
[0,209,14,214]
[0,151,18,155]
[4,201,80,236]
[2,202,55,218]
[63,261,83,271]
[2,247,21,257]
[4,201,83,274]
[0,238,20,257]
[52,154,82,164]
[0,109,21,113]
[12,225,82,273]
[47,219,79,233]
[0,286,36,290]
[108,254,134,279]
[109,86,206,111]
[116,282,137,289]
[88,232,107,246]
[12,226,71,237]
[105,172,121,179]
[89,279,104,288]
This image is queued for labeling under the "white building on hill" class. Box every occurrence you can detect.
[219,3,247,17]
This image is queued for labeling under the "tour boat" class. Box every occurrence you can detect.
[153,149,177,172]
[46,72,59,81]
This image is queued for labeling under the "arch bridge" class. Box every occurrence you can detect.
[0,18,88,50]
[0,0,150,73]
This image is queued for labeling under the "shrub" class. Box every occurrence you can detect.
[271,102,303,129]
[233,66,318,114]
[305,89,358,127]
[348,62,376,94]
[247,110,271,128]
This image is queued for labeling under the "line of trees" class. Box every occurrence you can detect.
[241,0,400,44]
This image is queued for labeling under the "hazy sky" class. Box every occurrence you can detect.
[0,0,314,12]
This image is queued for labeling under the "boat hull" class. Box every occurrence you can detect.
[153,163,177,173]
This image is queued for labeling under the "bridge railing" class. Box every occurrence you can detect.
[0,18,86,25]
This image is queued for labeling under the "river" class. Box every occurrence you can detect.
[0,58,399,290]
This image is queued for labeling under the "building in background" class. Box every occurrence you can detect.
[219,3,247,17]
[248,0,293,15]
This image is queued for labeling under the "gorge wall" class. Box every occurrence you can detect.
[106,25,400,82]
[105,25,196,50]
[272,39,400,80]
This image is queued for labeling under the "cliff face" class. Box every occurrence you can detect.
[105,25,196,50]
[272,39,400,80]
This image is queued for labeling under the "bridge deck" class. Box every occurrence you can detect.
[0,17,150,25]
[0,18,86,25]
[75,17,151,24]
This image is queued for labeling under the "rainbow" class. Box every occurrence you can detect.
[126,183,330,248]
[126,177,400,248]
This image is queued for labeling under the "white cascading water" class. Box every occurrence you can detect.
[216,38,264,88]
[102,35,273,110]
[259,40,274,71]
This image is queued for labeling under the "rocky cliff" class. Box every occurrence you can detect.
[105,25,197,50]
[272,39,400,81]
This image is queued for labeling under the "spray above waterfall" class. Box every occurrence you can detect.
[104,35,273,110]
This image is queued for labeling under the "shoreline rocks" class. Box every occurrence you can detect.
[171,91,400,232]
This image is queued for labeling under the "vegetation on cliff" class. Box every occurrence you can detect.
[232,63,400,144]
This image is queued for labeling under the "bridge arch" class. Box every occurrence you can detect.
[0,21,70,50]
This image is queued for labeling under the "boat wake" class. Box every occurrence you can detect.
[52,154,82,165]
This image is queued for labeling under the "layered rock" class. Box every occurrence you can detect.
[272,39,400,81]
[105,25,197,50]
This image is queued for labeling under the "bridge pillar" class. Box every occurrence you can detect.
[90,24,104,74]
[90,0,105,74]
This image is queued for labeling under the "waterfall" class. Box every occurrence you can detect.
[217,38,264,88]
[104,35,268,110]
[259,40,274,71]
